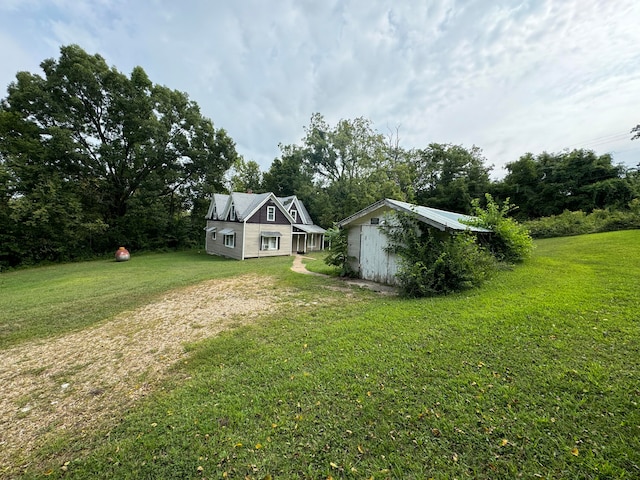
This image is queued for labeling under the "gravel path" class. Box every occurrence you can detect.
[0,274,285,475]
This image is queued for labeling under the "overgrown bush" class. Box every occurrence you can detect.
[524,202,640,238]
[381,213,497,297]
[468,194,534,263]
[324,226,355,277]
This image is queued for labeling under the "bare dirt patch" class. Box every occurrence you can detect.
[0,274,285,474]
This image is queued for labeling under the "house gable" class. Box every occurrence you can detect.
[205,193,229,220]
[277,195,314,225]
[246,197,292,225]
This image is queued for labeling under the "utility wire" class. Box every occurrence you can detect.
[557,130,632,151]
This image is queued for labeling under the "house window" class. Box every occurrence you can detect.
[290,209,297,222]
[261,232,281,250]
[223,233,235,248]
[229,205,236,221]
[266,206,276,222]
[205,226,217,239]
[261,236,279,250]
[370,217,380,225]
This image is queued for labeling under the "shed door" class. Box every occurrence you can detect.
[359,225,398,284]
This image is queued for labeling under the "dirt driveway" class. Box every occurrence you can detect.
[0,274,287,474]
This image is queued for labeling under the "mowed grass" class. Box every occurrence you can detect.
[0,251,292,349]
[10,231,640,479]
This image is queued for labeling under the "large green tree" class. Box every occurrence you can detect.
[278,113,411,226]
[0,45,236,266]
[497,149,633,219]
[412,143,492,214]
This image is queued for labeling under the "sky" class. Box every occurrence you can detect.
[1,0,639,178]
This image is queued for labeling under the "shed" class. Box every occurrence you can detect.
[337,199,491,285]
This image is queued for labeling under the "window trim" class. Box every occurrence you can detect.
[290,209,297,222]
[229,205,236,221]
[261,235,279,251]
[223,233,235,248]
[266,206,276,222]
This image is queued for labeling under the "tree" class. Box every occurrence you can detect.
[277,113,412,226]
[631,124,640,141]
[497,149,632,219]
[412,143,492,214]
[0,45,236,263]
[261,144,314,197]
[227,157,263,193]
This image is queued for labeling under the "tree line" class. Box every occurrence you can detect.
[1,46,639,269]
[239,114,639,226]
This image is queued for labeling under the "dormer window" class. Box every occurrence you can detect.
[267,206,276,222]
[290,209,297,222]
[229,205,236,221]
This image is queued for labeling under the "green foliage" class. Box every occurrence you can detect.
[0,45,236,267]
[276,114,414,227]
[413,143,492,214]
[469,194,534,263]
[11,231,640,478]
[323,226,354,277]
[495,149,634,219]
[524,203,640,238]
[382,212,497,297]
[227,157,263,193]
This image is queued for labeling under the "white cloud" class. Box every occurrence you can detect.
[1,0,639,175]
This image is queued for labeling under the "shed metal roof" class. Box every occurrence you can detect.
[337,198,491,233]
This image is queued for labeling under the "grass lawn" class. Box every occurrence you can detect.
[5,231,640,478]
[0,251,292,349]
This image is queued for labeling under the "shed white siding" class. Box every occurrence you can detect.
[344,206,399,285]
[359,225,399,285]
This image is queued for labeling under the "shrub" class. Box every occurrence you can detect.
[468,194,534,263]
[324,226,355,277]
[381,212,497,297]
[524,203,640,238]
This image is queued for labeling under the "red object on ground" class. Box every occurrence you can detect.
[115,246,130,262]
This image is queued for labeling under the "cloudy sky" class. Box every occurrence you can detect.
[1,0,639,177]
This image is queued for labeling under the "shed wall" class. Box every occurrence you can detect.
[344,205,400,285]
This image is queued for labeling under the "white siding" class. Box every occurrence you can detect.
[244,223,292,258]
[205,220,244,260]
[359,225,399,285]
[344,205,399,285]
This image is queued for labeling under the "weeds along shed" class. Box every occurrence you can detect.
[337,199,491,285]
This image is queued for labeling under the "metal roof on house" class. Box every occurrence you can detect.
[205,191,322,228]
[277,195,314,225]
[294,224,326,234]
[337,198,491,233]
[228,192,272,221]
